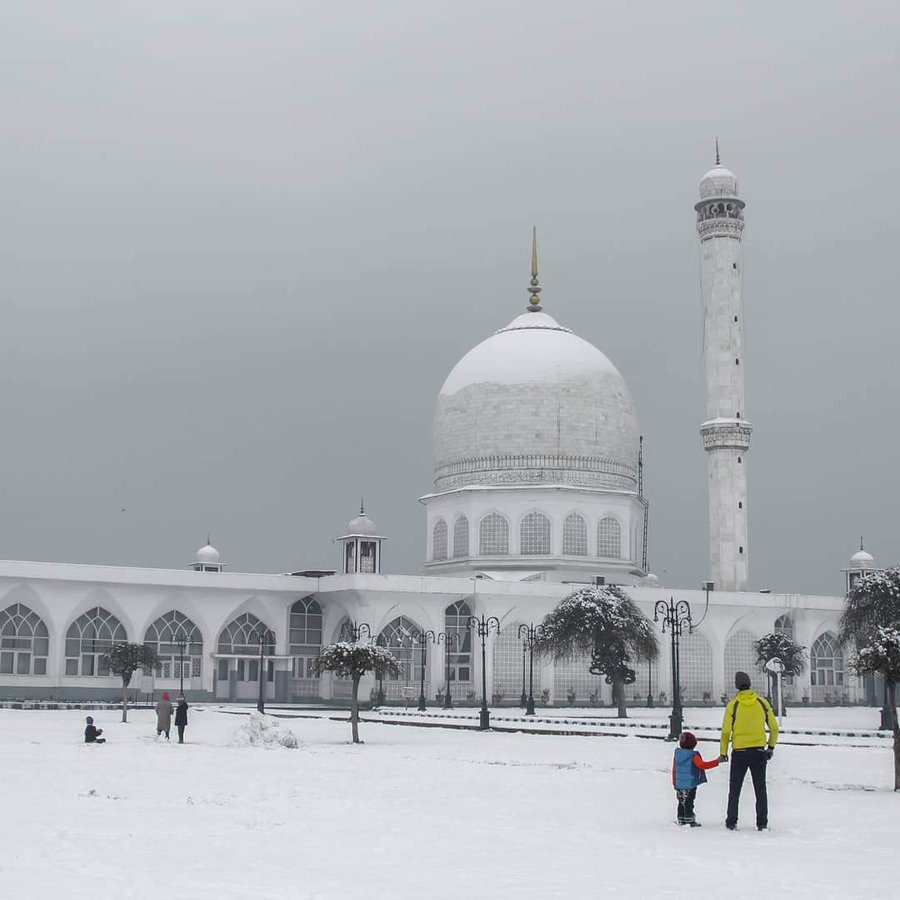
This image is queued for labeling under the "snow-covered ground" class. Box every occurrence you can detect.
[3,706,896,899]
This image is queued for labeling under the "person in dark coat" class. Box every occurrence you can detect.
[175,698,189,744]
[84,715,105,744]
[155,691,174,740]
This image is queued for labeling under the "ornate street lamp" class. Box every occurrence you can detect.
[174,629,188,699]
[436,630,461,709]
[341,620,372,643]
[374,634,386,706]
[654,596,693,741]
[520,637,528,708]
[646,656,654,709]
[255,624,270,714]
[467,614,501,730]
[518,623,541,716]
[415,630,437,712]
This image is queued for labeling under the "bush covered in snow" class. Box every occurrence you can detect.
[232,712,300,749]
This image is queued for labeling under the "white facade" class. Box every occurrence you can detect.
[697,160,752,591]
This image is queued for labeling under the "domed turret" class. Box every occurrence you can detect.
[191,538,224,572]
[338,502,385,574]
[845,538,877,592]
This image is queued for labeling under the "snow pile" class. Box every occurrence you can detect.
[231,712,300,749]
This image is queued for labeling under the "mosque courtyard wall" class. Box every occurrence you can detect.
[0,561,861,707]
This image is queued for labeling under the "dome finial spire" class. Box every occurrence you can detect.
[360,497,365,515]
[715,136,720,166]
[860,535,865,552]
[527,226,542,312]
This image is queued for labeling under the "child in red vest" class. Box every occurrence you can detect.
[672,731,720,826]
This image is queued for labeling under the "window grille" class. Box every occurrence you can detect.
[452,516,469,558]
[492,623,541,698]
[432,520,448,561]
[563,513,588,556]
[217,613,275,656]
[597,517,622,559]
[65,607,127,677]
[144,610,203,680]
[677,630,713,701]
[520,511,551,555]
[479,513,509,556]
[810,632,844,690]
[724,630,764,692]
[444,601,473,697]
[774,614,794,637]
[0,603,49,676]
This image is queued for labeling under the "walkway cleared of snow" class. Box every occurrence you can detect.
[2,707,896,899]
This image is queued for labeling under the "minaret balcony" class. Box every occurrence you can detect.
[699,418,752,451]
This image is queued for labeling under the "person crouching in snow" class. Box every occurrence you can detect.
[672,731,719,826]
[84,716,105,744]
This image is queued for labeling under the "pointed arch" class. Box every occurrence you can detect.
[377,615,428,700]
[444,600,473,698]
[520,511,551,555]
[810,631,844,700]
[774,613,794,637]
[65,607,127,677]
[563,512,588,556]
[432,519,448,561]
[144,610,203,681]
[479,512,509,556]
[452,515,469,559]
[724,629,763,692]
[217,612,275,655]
[289,596,323,690]
[0,603,50,676]
[597,516,622,559]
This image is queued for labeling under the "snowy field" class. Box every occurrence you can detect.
[3,707,897,900]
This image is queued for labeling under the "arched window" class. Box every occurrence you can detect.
[479,513,509,556]
[597,517,622,559]
[679,630,713,701]
[0,603,49,675]
[774,614,794,637]
[520,511,551,556]
[289,597,323,686]
[445,600,473,699]
[724,630,763,692]
[377,616,428,699]
[810,632,844,698]
[563,513,588,556]
[65,607,127,677]
[453,515,469,559]
[144,611,203,680]
[218,613,275,655]
[432,520,448,561]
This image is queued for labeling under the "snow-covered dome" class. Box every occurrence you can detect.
[195,542,220,564]
[699,164,739,199]
[346,511,379,536]
[850,548,875,568]
[434,309,639,492]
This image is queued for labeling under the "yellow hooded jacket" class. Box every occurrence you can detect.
[720,690,779,756]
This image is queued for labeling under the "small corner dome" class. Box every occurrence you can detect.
[850,548,875,568]
[699,164,739,199]
[196,543,220,564]
[347,512,378,536]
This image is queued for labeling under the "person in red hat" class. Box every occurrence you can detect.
[672,731,721,826]
[155,691,174,740]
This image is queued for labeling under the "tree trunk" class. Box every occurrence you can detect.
[350,675,361,744]
[888,679,899,792]
[121,678,128,723]
[613,676,627,718]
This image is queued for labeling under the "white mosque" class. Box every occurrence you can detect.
[0,159,878,707]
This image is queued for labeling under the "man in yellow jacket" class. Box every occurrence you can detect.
[720,670,779,831]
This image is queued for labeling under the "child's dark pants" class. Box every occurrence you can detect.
[676,788,697,824]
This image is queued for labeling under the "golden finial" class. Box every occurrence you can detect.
[527,227,542,312]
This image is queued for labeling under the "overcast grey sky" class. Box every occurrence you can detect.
[1,1,897,595]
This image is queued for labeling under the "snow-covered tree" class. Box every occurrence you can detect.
[755,632,806,712]
[104,642,158,723]
[312,642,401,743]
[851,626,900,790]
[534,585,658,718]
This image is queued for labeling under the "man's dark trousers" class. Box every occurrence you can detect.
[726,748,768,829]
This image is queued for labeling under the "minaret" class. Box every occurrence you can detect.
[696,145,752,591]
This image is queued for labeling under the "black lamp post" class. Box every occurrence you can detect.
[174,629,188,699]
[374,635,386,706]
[520,637,528,708]
[436,631,461,709]
[518,623,540,716]
[654,596,693,741]
[341,621,372,643]
[255,625,270,715]
[416,630,437,712]
[467,614,501,730]
[646,656,654,709]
